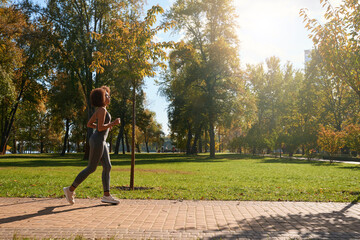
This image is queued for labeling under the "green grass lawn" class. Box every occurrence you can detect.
[0,153,359,202]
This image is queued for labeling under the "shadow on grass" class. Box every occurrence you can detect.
[338,165,360,171]
[258,156,360,168]
[2,153,358,169]
[259,157,332,166]
[205,202,360,239]
[0,153,227,168]
[0,153,82,159]
[351,194,360,204]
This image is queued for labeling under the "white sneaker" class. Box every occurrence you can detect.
[101,195,120,205]
[63,187,75,205]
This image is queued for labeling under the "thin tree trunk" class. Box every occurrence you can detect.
[145,139,149,153]
[67,138,70,153]
[84,110,93,159]
[186,124,192,155]
[130,85,136,190]
[218,127,221,153]
[61,118,70,156]
[209,120,215,158]
[191,125,202,154]
[198,133,202,153]
[12,127,16,154]
[204,128,208,153]
[0,77,25,155]
[125,131,130,153]
[121,133,125,154]
[136,142,141,153]
[115,120,125,154]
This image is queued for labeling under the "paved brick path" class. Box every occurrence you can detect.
[0,198,359,239]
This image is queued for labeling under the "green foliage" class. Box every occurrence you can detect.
[317,125,346,163]
[343,124,360,153]
[301,0,360,99]
[0,2,50,154]
[243,58,305,155]
[163,0,246,157]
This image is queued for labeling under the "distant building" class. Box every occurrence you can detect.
[304,49,311,63]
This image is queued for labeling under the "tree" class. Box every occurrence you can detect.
[0,2,50,155]
[165,0,241,158]
[317,124,345,162]
[137,109,164,153]
[301,0,360,99]
[299,49,360,157]
[160,42,207,154]
[343,123,360,154]
[91,4,174,189]
[34,0,129,159]
[244,57,288,154]
[48,71,85,156]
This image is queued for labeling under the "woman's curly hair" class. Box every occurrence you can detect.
[90,86,110,107]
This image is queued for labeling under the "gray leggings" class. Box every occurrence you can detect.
[72,135,112,192]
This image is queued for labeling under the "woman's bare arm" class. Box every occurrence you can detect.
[87,107,120,131]
[87,111,98,129]
[97,107,120,132]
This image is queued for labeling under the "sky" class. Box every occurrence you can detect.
[31,0,342,135]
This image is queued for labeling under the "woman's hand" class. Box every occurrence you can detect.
[112,118,120,126]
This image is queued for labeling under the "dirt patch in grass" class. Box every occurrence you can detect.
[112,186,156,191]
[113,168,194,175]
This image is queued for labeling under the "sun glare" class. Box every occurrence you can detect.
[232,0,342,69]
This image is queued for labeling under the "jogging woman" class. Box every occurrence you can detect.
[63,86,120,205]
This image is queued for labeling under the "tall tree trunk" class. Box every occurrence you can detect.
[115,120,125,154]
[198,132,202,153]
[218,127,221,153]
[0,77,26,155]
[130,85,136,190]
[1,109,16,155]
[125,131,130,153]
[209,119,215,158]
[40,141,44,154]
[145,138,149,153]
[12,127,16,154]
[186,124,192,155]
[191,125,202,154]
[136,142,141,153]
[121,134,125,154]
[84,99,94,160]
[61,118,70,156]
[67,138,70,153]
[204,128,208,153]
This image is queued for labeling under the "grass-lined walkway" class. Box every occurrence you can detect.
[0,153,359,202]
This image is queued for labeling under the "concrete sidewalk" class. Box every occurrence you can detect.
[0,198,359,240]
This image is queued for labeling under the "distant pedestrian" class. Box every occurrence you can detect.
[63,86,120,205]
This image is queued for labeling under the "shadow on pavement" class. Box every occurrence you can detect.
[0,198,55,207]
[207,202,360,239]
[0,204,105,225]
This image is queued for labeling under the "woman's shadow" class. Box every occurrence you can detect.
[0,203,105,225]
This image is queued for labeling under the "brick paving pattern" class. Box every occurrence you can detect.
[0,198,359,239]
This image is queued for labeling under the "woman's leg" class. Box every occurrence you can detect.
[72,138,104,189]
[100,144,112,195]
[100,145,119,204]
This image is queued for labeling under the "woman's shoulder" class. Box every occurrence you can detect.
[95,107,107,116]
